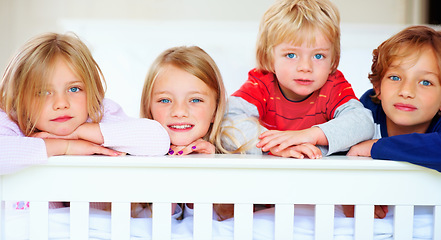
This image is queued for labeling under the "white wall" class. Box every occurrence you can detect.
[0,0,428,72]
[0,0,429,117]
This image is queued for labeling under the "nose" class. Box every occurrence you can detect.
[398,80,415,99]
[296,56,312,72]
[170,101,189,118]
[52,93,70,110]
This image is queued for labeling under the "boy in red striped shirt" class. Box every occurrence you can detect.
[222,0,374,158]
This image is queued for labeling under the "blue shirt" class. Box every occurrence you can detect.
[361,89,441,172]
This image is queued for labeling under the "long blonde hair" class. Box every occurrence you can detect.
[140,46,227,153]
[0,32,106,136]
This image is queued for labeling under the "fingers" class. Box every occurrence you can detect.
[168,139,216,155]
[374,205,388,219]
[64,140,125,156]
[341,205,355,218]
[270,143,322,159]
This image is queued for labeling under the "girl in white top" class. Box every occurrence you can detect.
[138,45,233,220]
[0,33,170,209]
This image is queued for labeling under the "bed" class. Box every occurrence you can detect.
[1,154,440,239]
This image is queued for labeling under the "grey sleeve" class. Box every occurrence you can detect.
[315,99,375,155]
[221,96,267,154]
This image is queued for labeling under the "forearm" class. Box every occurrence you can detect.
[0,136,48,175]
[317,99,375,155]
[100,118,170,156]
[372,132,441,172]
[43,138,69,157]
[75,123,104,144]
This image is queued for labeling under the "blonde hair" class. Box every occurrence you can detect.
[256,0,341,73]
[140,46,227,153]
[0,32,106,136]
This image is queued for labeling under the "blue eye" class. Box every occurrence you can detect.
[419,80,432,86]
[159,99,170,103]
[389,75,400,81]
[69,87,80,93]
[314,54,324,60]
[191,98,202,103]
[286,53,296,59]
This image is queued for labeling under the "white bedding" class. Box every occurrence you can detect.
[5,205,434,240]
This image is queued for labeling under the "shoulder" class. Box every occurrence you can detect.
[359,89,377,109]
[100,98,129,122]
[328,70,349,83]
[248,68,275,84]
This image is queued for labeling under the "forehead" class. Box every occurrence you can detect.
[153,65,214,95]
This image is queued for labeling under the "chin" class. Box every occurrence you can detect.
[171,137,198,146]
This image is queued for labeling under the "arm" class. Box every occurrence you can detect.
[221,96,267,154]
[316,99,375,155]
[99,99,170,156]
[371,132,441,172]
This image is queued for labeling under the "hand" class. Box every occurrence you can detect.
[257,127,326,153]
[347,139,378,157]
[342,205,388,219]
[43,138,125,157]
[269,143,322,159]
[168,139,215,155]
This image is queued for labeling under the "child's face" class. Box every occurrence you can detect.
[272,32,333,101]
[377,48,441,135]
[31,58,88,136]
[150,65,217,146]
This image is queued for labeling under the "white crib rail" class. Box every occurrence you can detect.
[1,154,441,239]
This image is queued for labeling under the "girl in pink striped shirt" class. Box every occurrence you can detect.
[0,32,170,209]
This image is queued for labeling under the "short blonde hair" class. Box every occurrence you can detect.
[140,46,227,153]
[256,0,341,73]
[0,32,106,136]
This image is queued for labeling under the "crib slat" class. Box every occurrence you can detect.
[315,204,334,240]
[29,201,48,240]
[70,202,90,239]
[433,205,441,240]
[274,204,294,240]
[194,203,213,240]
[152,202,172,240]
[394,205,414,240]
[234,203,253,240]
[354,205,374,240]
[1,198,5,240]
[111,202,131,240]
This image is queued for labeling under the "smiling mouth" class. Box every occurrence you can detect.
[168,124,194,130]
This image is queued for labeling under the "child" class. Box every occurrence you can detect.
[0,32,170,208]
[222,0,374,158]
[139,45,233,220]
[344,26,441,218]
[347,25,441,171]
[140,46,227,155]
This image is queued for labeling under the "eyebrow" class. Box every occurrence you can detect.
[388,65,439,76]
[153,90,211,96]
[280,46,331,52]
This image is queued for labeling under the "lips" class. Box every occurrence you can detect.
[393,103,417,111]
[295,79,313,85]
[168,124,194,131]
[50,116,73,122]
